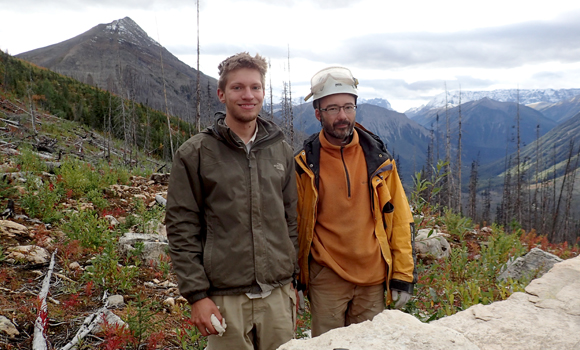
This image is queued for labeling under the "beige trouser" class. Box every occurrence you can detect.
[207,283,296,350]
[308,260,385,337]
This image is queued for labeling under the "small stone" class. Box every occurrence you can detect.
[107,295,125,308]
[163,297,175,308]
[0,315,20,338]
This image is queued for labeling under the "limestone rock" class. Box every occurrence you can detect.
[107,295,125,309]
[150,173,170,185]
[0,315,19,338]
[433,255,580,350]
[498,247,563,282]
[92,310,126,334]
[118,232,169,266]
[278,255,580,350]
[0,220,30,238]
[6,245,49,264]
[415,229,451,259]
[104,215,120,227]
[279,310,479,350]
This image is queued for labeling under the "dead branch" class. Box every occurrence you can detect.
[32,249,57,350]
[59,292,109,350]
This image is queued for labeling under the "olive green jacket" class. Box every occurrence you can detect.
[166,113,298,304]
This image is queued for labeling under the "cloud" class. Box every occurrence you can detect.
[0,0,200,11]
[300,11,580,70]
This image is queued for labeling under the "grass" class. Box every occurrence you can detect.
[1,114,579,349]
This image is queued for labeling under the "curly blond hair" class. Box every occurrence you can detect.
[218,52,268,91]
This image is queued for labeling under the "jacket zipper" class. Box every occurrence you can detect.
[340,146,351,198]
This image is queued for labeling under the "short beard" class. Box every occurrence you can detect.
[321,116,354,144]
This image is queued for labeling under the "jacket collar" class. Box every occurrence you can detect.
[205,112,284,150]
[300,123,393,185]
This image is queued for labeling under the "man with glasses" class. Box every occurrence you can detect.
[294,67,416,336]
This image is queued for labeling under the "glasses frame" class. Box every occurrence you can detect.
[319,105,358,116]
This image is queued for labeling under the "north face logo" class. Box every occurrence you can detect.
[274,163,284,171]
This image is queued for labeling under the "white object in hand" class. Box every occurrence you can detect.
[210,314,227,336]
[392,289,412,309]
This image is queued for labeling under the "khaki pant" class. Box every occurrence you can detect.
[207,283,296,350]
[308,260,385,337]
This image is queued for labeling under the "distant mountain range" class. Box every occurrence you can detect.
[410,97,557,167]
[16,17,220,121]
[406,88,580,119]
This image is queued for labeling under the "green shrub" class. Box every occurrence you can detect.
[15,146,46,173]
[20,177,63,223]
[61,210,115,249]
[82,240,137,293]
[410,224,529,321]
[441,208,473,240]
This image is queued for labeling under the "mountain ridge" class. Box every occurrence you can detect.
[16,17,220,123]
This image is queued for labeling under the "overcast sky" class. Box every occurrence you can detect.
[2,0,580,112]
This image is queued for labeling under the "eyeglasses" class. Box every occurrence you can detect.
[319,105,357,116]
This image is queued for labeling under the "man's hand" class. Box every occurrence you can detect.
[391,289,412,309]
[190,298,222,336]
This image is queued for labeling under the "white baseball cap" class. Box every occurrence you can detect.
[304,66,359,101]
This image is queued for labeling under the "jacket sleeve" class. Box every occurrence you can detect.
[386,161,417,294]
[283,141,299,274]
[165,142,210,304]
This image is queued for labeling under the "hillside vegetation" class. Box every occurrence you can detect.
[1,51,579,349]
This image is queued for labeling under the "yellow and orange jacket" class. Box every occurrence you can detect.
[294,124,416,302]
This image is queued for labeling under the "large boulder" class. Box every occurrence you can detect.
[498,247,563,282]
[279,310,478,350]
[433,255,580,349]
[278,255,580,350]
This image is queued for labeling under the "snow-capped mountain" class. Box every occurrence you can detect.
[359,98,394,111]
[406,88,580,118]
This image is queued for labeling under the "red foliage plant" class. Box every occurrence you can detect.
[99,319,135,350]
[62,293,81,311]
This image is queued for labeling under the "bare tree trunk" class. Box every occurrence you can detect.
[457,87,462,213]
[207,80,212,125]
[195,0,201,134]
[445,83,452,210]
[468,159,478,220]
[533,124,540,232]
[156,25,175,160]
[515,88,522,225]
[552,140,575,242]
[268,59,274,120]
[27,69,37,134]
[287,45,294,146]
[562,144,580,242]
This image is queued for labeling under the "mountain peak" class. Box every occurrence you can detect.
[102,17,160,48]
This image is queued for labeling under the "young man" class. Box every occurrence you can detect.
[166,52,298,350]
[295,67,416,337]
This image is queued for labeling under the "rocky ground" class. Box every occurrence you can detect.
[0,99,199,349]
